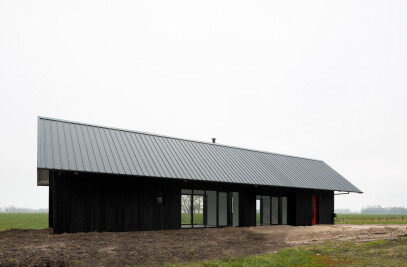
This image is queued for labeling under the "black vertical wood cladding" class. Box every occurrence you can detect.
[288,191,297,225]
[51,171,335,233]
[52,172,181,234]
[295,190,313,226]
[293,189,334,226]
[318,191,334,224]
[48,171,54,228]
[239,188,256,227]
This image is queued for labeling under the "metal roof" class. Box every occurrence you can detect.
[37,117,362,193]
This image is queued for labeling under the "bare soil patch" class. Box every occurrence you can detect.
[1,225,406,266]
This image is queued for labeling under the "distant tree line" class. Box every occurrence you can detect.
[335,206,407,214]
[361,205,407,214]
[0,206,48,213]
[335,208,356,214]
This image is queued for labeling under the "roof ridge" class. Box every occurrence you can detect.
[38,116,323,162]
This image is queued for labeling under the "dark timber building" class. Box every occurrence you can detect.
[37,117,362,234]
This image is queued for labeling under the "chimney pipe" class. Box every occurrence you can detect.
[212,138,216,144]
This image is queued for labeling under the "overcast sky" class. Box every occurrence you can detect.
[1,1,406,211]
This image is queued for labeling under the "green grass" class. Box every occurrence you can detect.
[160,238,407,267]
[336,214,407,224]
[181,213,204,225]
[0,213,48,230]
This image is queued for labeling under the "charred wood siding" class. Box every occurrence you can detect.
[48,171,54,228]
[239,188,256,227]
[288,191,297,225]
[50,171,335,233]
[295,190,313,226]
[51,171,180,234]
[318,191,334,224]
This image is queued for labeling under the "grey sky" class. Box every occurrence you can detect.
[1,1,406,211]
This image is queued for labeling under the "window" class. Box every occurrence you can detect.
[218,192,228,226]
[262,196,271,225]
[181,194,192,226]
[181,189,239,228]
[206,191,217,227]
[271,197,279,224]
[256,195,287,225]
[193,195,204,226]
[281,197,287,225]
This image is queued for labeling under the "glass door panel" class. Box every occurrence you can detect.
[232,192,239,226]
[206,191,217,227]
[262,196,271,225]
[218,192,227,226]
[281,197,288,225]
[181,194,192,227]
[193,195,204,227]
[271,197,279,225]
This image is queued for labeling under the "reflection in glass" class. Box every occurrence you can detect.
[181,195,192,225]
[272,197,279,224]
[193,195,204,226]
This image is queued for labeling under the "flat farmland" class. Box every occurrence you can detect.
[0,213,48,231]
[336,214,407,224]
[2,213,407,231]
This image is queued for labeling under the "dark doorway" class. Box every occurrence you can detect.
[312,196,318,225]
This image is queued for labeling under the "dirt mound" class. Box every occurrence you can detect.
[1,225,406,266]
[250,224,407,245]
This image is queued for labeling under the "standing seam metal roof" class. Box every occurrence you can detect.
[37,117,362,193]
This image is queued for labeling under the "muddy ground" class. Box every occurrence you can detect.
[1,225,407,266]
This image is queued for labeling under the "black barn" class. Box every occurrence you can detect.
[37,117,362,234]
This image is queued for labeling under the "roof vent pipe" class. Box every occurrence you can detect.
[212,138,216,144]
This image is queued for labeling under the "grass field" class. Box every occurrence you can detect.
[336,214,407,224]
[2,213,406,230]
[181,213,203,225]
[0,213,48,230]
[163,238,407,267]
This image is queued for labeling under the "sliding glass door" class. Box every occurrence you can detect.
[271,197,279,225]
[262,196,271,225]
[206,191,217,227]
[181,189,239,228]
[181,192,192,227]
[218,192,228,226]
[193,191,204,227]
[256,195,288,226]
[281,197,288,225]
